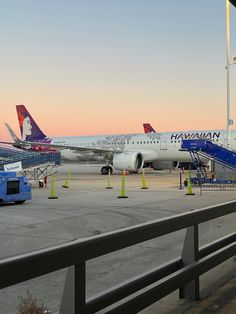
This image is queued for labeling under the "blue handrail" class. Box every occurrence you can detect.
[181,139,236,169]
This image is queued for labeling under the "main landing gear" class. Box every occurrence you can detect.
[101,165,113,175]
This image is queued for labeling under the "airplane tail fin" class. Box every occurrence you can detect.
[16,105,46,141]
[143,123,156,133]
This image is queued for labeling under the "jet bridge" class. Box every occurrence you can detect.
[0,146,61,183]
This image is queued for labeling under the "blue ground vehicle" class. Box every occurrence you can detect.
[0,172,31,204]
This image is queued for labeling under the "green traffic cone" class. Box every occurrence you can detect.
[185,170,195,196]
[48,175,58,199]
[141,169,149,189]
[62,172,71,188]
[106,170,113,189]
[117,170,128,198]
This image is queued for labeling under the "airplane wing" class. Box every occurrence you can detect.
[2,123,121,154]
[9,138,120,154]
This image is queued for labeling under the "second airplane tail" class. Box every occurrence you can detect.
[143,123,156,133]
[16,104,47,141]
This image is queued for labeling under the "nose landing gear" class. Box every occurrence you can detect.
[101,165,113,175]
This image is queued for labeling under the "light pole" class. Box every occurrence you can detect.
[226,0,232,144]
[226,0,236,144]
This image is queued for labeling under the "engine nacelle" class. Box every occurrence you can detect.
[113,152,144,172]
[13,143,32,150]
[151,160,179,170]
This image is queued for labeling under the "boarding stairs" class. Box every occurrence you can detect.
[186,150,205,182]
[181,139,236,170]
[0,145,61,182]
[181,139,236,186]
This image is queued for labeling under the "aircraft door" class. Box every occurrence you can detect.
[160,137,167,150]
[220,136,229,147]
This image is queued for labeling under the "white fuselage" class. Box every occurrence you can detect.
[49,129,235,162]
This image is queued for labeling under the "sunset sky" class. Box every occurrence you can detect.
[1,0,236,140]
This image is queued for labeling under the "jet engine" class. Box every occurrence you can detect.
[151,161,179,170]
[13,143,32,150]
[113,152,144,172]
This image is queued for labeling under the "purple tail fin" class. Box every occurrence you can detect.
[143,123,156,133]
[16,105,47,141]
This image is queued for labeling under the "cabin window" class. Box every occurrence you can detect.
[137,141,139,144]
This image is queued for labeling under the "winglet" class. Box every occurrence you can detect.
[4,123,32,149]
[5,123,22,143]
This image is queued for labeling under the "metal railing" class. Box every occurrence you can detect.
[201,184,236,191]
[0,146,61,170]
[0,201,235,313]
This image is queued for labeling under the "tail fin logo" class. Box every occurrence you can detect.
[17,111,32,140]
[143,123,156,133]
[16,104,46,141]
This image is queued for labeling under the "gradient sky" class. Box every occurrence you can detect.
[1,0,236,140]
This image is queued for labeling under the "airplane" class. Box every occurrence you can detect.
[5,104,233,175]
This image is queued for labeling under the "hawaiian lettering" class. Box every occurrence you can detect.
[170,132,221,140]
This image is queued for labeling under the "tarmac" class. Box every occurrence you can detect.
[0,163,235,313]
